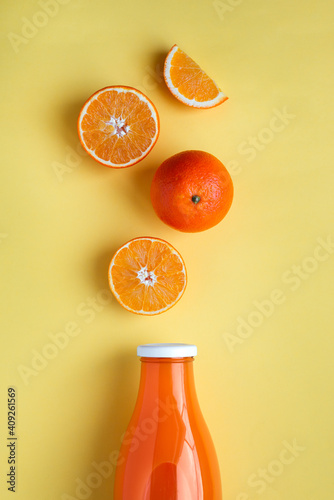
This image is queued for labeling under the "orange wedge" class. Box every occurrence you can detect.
[108,237,187,315]
[78,86,159,168]
[164,44,227,109]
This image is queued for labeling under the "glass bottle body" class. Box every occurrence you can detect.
[114,354,222,499]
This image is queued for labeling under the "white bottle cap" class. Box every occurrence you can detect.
[137,343,197,358]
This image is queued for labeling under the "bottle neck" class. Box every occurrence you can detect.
[137,357,197,413]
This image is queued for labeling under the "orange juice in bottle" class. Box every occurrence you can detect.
[114,343,222,499]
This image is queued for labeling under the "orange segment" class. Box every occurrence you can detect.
[78,86,159,168]
[108,237,187,315]
[164,45,228,109]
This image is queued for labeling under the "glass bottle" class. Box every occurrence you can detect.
[114,343,222,499]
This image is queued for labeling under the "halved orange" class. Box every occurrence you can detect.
[108,237,187,315]
[164,45,228,109]
[78,86,159,168]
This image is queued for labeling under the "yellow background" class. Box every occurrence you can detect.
[1,0,333,499]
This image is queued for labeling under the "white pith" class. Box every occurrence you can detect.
[137,266,157,286]
[164,45,227,108]
[79,87,159,167]
[106,116,130,138]
[108,237,186,316]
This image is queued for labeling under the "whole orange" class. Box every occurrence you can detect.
[150,150,233,232]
